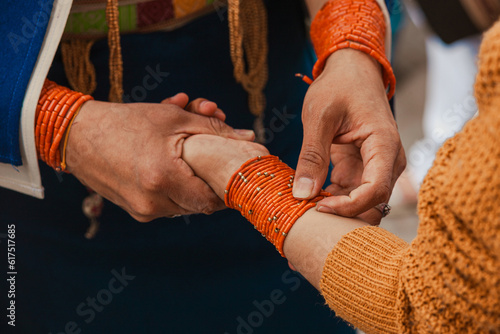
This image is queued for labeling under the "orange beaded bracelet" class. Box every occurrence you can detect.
[35,79,94,172]
[307,0,396,99]
[225,156,330,257]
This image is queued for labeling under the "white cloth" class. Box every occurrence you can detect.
[408,34,481,188]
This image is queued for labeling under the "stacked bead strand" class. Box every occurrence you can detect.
[35,79,93,172]
[225,156,330,257]
[309,0,395,99]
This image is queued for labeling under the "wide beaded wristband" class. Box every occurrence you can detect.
[310,0,396,99]
[35,79,93,172]
[224,155,330,257]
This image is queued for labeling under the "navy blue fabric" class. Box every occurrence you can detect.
[0,0,54,165]
[0,1,355,333]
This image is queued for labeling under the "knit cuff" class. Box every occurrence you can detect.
[320,226,408,334]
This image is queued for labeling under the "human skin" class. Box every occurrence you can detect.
[182,134,369,290]
[64,0,404,223]
[296,0,406,223]
[64,96,254,222]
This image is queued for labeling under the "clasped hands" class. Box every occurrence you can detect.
[65,49,405,224]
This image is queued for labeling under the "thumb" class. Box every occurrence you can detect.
[293,125,333,199]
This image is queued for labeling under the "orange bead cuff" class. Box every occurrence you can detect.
[35,79,94,172]
[310,0,395,99]
[225,156,330,257]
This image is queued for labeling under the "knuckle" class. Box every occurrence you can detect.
[130,197,159,218]
[387,127,401,141]
[208,117,226,135]
[398,156,407,174]
[197,195,223,215]
[201,205,216,215]
[375,183,391,202]
[192,98,204,105]
[139,167,166,193]
[399,148,407,165]
[131,214,154,223]
[342,206,357,218]
[299,144,328,169]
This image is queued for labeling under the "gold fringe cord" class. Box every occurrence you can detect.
[60,39,97,95]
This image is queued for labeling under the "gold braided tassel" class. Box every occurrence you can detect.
[228,0,269,143]
[60,39,97,96]
[106,0,124,103]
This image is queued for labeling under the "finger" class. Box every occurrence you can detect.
[171,177,226,214]
[169,160,226,214]
[316,133,400,217]
[324,183,351,196]
[327,144,363,195]
[129,205,193,223]
[392,145,407,186]
[325,183,382,225]
[293,113,337,200]
[161,93,189,108]
[124,195,194,222]
[356,208,383,226]
[180,112,255,141]
[186,98,226,121]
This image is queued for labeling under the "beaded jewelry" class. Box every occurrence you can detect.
[225,156,330,257]
[299,0,395,100]
[35,79,94,172]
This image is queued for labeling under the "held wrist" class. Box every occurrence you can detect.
[224,156,330,257]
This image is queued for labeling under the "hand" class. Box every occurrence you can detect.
[294,49,406,223]
[161,93,227,121]
[65,98,255,222]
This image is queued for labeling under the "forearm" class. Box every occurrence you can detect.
[183,135,408,332]
[304,0,394,98]
[283,209,368,290]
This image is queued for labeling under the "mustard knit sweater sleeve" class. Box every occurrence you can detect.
[319,21,500,334]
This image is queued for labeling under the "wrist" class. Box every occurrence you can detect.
[225,156,330,257]
[323,48,381,78]
[59,99,94,171]
[182,135,269,199]
[310,0,395,99]
[36,79,93,172]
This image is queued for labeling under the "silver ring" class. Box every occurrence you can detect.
[374,203,391,217]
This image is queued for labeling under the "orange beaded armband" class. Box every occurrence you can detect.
[308,0,395,99]
[35,79,94,172]
[225,156,330,257]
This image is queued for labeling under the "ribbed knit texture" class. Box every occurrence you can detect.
[320,19,500,334]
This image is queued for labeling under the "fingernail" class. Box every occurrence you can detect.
[317,206,335,214]
[200,101,208,108]
[234,129,255,138]
[293,177,314,199]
